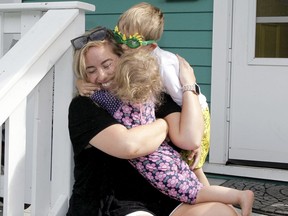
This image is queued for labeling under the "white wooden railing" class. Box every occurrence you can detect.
[0,2,95,215]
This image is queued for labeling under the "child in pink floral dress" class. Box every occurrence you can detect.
[91,50,203,204]
[89,49,254,216]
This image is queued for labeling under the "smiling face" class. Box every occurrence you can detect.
[84,42,120,90]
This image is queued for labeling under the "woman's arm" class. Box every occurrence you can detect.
[165,55,204,150]
[69,96,168,159]
[90,118,168,159]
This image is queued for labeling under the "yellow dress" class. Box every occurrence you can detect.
[181,106,210,169]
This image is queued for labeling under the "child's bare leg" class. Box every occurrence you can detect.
[195,185,254,216]
[194,168,210,186]
[193,170,240,215]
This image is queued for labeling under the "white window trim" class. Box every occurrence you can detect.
[247,1,288,66]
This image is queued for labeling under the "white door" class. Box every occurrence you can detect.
[228,0,288,165]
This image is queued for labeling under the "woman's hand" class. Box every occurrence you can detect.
[76,79,100,96]
[177,54,197,86]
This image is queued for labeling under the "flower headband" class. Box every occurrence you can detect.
[113,26,155,49]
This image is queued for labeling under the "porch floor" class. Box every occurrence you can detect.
[0,175,281,216]
[208,173,288,216]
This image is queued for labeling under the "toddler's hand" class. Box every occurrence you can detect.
[188,147,201,170]
[76,79,100,97]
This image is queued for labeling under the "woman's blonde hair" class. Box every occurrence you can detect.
[111,49,163,105]
[72,27,123,81]
[117,2,164,41]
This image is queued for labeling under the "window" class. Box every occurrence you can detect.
[255,0,288,58]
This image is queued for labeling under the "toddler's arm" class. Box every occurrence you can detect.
[76,79,100,96]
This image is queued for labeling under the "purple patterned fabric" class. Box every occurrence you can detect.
[91,90,203,204]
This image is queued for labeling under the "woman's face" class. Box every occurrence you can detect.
[85,43,119,90]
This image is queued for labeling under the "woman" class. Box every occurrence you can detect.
[67,27,239,216]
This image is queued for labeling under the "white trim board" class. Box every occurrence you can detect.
[204,162,288,183]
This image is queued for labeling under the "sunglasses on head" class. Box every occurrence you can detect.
[113,26,155,49]
[71,27,112,50]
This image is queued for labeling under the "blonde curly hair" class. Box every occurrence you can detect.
[110,49,163,105]
[117,2,164,41]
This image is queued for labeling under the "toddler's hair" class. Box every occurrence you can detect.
[117,2,164,41]
[111,50,163,105]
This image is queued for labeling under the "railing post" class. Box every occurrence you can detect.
[49,46,76,216]
[4,99,26,216]
[30,69,54,216]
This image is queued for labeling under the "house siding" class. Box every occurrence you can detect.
[23,0,213,104]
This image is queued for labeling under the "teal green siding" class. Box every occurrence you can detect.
[23,0,213,103]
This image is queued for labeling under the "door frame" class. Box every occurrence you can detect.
[204,0,288,182]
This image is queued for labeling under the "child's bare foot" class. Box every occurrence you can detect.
[239,190,254,216]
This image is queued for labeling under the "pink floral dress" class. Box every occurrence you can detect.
[91,90,203,204]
